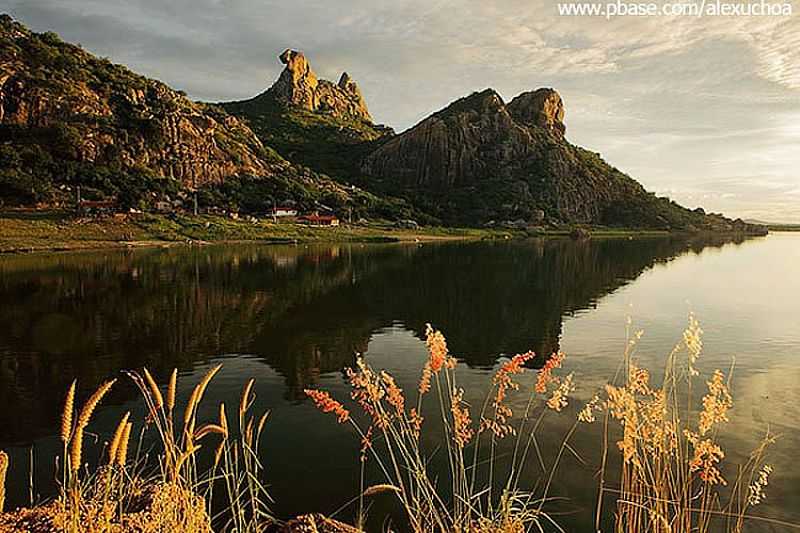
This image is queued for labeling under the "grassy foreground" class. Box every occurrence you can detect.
[0,316,790,532]
[0,210,516,254]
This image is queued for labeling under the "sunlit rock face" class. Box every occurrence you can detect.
[361,86,635,224]
[507,88,566,139]
[269,49,372,122]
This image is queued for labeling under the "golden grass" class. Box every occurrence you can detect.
[70,380,116,478]
[107,412,130,467]
[0,450,7,513]
[302,318,794,533]
[0,315,794,533]
[581,315,781,533]
[304,326,574,532]
[0,365,276,532]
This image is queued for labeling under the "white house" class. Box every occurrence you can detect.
[268,207,299,217]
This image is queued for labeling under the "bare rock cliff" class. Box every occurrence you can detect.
[361,88,644,224]
[269,49,372,122]
[507,88,565,139]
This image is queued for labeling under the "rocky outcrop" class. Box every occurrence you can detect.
[0,15,274,188]
[361,87,641,224]
[360,87,762,231]
[507,88,565,139]
[269,49,372,122]
[363,89,534,188]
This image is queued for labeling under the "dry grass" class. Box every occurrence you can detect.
[581,315,782,533]
[304,325,576,532]
[0,315,795,532]
[0,365,274,532]
[0,450,8,513]
[303,318,794,533]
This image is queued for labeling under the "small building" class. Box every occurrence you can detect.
[268,206,299,217]
[299,214,340,227]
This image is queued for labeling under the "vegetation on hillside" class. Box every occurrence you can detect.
[0,16,768,234]
[0,15,277,206]
[0,16,409,221]
[223,95,389,182]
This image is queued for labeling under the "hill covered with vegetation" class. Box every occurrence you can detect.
[224,49,762,233]
[0,16,411,219]
[0,16,765,233]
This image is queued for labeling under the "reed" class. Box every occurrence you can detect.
[61,380,77,444]
[0,450,8,513]
[70,380,116,477]
[0,316,794,533]
[303,319,792,533]
[107,412,130,466]
[167,368,178,413]
[582,315,779,533]
[217,379,273,532]
[304,325,573,532]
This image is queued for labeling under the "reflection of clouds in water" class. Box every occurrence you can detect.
[0,236,798,527]
[733,364,800,431]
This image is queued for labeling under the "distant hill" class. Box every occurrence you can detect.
[0,16,767,233]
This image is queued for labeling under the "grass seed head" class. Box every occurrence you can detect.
[61,380,77,443]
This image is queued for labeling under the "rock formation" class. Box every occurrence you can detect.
[361,88,650,225]
[0,15,766,233]
[268,49,372,122]
[507,88,565,139]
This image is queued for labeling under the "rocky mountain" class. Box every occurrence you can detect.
[0,16,410,218]
[270,49,372,122]
[361,88,744,230]
[0,16,279,191]
[0,16,765,232]
[222,49,392,186]
[226,48,761,232]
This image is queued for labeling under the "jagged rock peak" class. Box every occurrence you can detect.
[269,49,372,122]
[507,88,565,139]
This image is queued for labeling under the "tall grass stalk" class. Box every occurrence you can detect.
[583,314,779,533]
[305,325,574,532]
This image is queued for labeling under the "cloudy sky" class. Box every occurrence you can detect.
[5,0,799,222]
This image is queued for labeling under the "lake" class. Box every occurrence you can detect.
[0,234,798,531]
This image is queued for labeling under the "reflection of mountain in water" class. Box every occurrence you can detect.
[0,235,749,442]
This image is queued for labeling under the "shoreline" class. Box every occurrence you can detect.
[0,210,763,255]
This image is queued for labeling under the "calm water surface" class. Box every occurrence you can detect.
[0,234,798,531]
